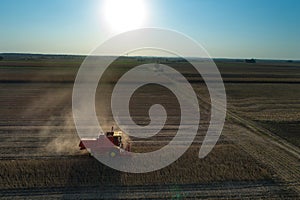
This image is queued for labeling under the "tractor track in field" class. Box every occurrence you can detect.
[1,182,299,199]
[0,154,86,161]
[225,112,300,193]
[225,123,300,191]
[195,90,300,194]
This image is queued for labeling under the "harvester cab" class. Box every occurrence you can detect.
[105,127,122,147]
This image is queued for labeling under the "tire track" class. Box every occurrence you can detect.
[194,87,300,193]
[1,182,298,199]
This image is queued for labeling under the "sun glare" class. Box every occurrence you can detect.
[103,0,147,32]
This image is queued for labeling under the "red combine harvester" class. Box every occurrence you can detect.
[79,127,131,157]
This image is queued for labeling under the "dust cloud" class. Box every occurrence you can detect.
[45,113,83,155]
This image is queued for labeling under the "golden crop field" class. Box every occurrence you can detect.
[0,55,299,199]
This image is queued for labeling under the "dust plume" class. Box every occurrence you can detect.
[45,113,83,155]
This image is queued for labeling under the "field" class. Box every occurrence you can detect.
[0,54,299,199]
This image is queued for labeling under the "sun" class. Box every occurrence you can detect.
[103,0,147,32]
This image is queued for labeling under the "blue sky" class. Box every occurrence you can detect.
[0,0,299,59]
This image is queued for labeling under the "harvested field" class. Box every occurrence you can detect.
[0,56,299,199]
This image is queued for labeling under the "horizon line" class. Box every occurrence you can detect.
[0,52,299,61]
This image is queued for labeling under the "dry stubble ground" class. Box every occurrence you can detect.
[0,57,299,199]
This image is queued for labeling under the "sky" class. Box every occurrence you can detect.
[0,0,299,59]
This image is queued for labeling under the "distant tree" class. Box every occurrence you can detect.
[0,56,3,61]
[245,58,256,63]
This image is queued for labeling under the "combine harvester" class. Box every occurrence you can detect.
[79,127,131,157]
